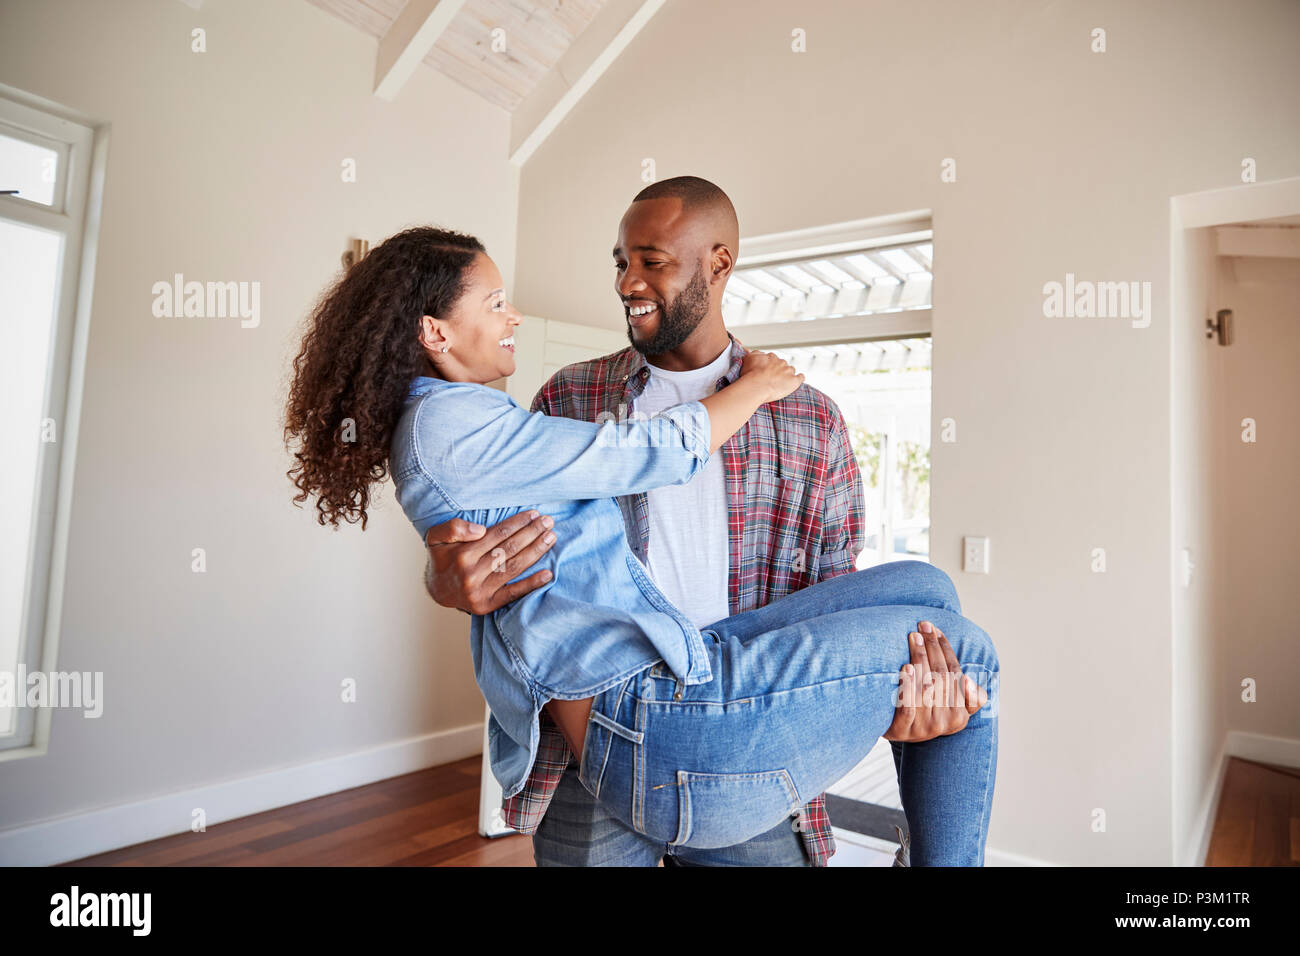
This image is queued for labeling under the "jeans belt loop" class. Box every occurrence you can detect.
[588,705,643,744]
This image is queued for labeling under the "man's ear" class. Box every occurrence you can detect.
[710,243,735,284]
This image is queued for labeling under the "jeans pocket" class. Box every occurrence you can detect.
[580,683,643,800]
[670,768,801,849]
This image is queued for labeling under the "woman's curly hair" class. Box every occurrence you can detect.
[284,226,485,529]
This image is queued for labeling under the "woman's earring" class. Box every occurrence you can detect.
[440,346,450,353]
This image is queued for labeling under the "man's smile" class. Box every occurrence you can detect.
[625,299,659,327]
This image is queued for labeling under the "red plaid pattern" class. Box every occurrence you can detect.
[500,331,867,866]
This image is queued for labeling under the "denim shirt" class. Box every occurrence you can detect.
[390,376,716,799]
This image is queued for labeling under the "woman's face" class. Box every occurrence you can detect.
[422,252,522,383]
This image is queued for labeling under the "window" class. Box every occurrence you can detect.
[731,213,933,569]
[0,128,63,208]
[0,91,100,755]
[772,338,932,566]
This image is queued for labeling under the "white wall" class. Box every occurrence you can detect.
[511,0,1300,864]
[1213,254,1300,741]
[0,0,515,855]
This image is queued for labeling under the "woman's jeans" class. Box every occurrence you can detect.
[573,560,1000,866]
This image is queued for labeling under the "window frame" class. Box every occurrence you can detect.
[0,87,105,759]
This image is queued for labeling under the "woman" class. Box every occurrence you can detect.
[285,226,1000,865]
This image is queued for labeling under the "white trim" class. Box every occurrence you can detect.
[20,125,109,762]
[984,844,1059,867]
[0,721,484,865]
[1172,176,1300,229]
[1182,737,1229,868]
[731,309,932,350]
[1214,224,1300,258]
[477,704,512,837]
[1225,729,1300,769]
[737,211,932,266]
[0,99,86,220]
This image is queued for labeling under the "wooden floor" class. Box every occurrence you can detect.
[1204,757,1300,866]
[63,754,1299,866]
[65,756,537,867]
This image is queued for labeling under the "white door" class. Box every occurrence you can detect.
[479,316,627,837]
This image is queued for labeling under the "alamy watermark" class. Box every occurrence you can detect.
[594,404,705,449]
[0,667,103,718]
[50,885,150,935]
[1042,273,1151,328]
[152,274,260,328]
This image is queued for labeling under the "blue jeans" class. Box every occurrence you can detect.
[533,763,812,866]
[540,561,1000,866]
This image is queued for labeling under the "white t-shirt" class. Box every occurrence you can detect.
[632,344,732,629]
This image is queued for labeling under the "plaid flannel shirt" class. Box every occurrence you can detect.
[500,331,867,866]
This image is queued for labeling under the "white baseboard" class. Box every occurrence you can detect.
[0,721,484,867]
[984,845,1056,867]
[1225,729,1300,769]
[1182,738,1230,868]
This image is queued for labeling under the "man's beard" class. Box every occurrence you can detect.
[627,264,709,356]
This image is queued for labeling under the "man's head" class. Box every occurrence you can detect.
[612,176,739,356]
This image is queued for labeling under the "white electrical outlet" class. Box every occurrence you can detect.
[963,536,990,574]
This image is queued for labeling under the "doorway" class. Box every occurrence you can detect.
[1171,177,1300,866]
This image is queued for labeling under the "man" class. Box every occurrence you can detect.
[424,176,972,866]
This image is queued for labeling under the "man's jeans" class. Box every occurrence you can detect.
[534,760,812,865]
[534,561,1000,866]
